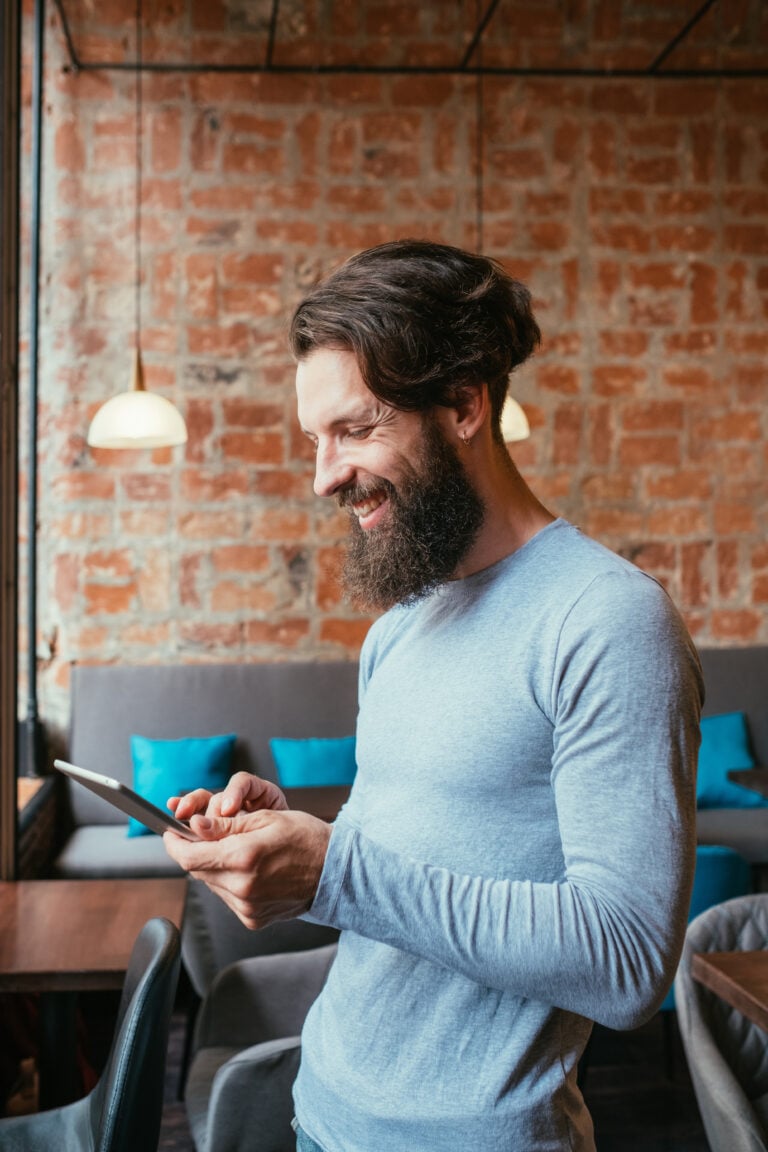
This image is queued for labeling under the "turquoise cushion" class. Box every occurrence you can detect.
[270,736,357,788]
[127,733,237,837]
[696,712,763,809]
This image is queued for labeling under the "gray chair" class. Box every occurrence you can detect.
[675,893,768,1152]
[0,916,181,1152]
[185,943,338,1152]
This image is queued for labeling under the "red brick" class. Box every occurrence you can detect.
[726,225,768,257]
[627,156,680,185]
[711,610,762,643]
[222,143,285,176]
[598,331,649,357]
[179,511,247,539]
[646,471,713,501]
[187,324,252,357]
[84,549,133,579]
[654,83,718,116]
[583,509,646,538]
[54,554,80,612]
[180,622,245,648]
[552,404,582,467]
[212,582,278,614]
[589,188,646,215]
[121,473,172,501]
[692,411,763,444]
[52,473,115,501]
[592,365,647,397]
[589,83,650,115]
[315,546,345,610]
[619,436,681,469]
[220,431,284,466]
[718,541,741,600]
[653,190,714,215]
[592,224,652,254]
[714,502,757,535]
[211,545,270,573]
[84,582,138,615]
[664,330,717,355]
[54,118,86,171]
[251,509,310,542]
[647,506,708,536]
[622,401,684,433]
[488,148,547,181]
[662,365,717,396]
[150,108,183,173]
[581,474,635,502]
[245,619,310,647]
[120,510,170,536]
[318,619,371,649]
[182,470,250,502]
[654,225,715,254]
[536,364,581,395]
[681,542,710,609]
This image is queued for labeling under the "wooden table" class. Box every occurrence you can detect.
[692,950,768,1032]
[728,768,768,799]
[0,877,187,1107]
[283,784,351,823]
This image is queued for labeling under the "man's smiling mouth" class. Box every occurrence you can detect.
[352,493,386,520]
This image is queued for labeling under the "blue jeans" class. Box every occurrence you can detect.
[294,1120,325,1152]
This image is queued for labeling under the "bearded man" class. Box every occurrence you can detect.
[165,240,703,1152]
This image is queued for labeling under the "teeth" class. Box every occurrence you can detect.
[353,495,385,519]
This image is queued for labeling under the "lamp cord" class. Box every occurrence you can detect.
[475,0,483,254]
[135,0,142,352]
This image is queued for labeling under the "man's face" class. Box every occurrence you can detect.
[296,348,484,610]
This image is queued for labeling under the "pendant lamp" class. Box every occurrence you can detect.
[87,0,186,451]
[500,396,530,443]
[472,13,529,449]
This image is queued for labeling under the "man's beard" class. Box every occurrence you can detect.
[339,419,485,612]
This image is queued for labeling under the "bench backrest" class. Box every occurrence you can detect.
[68,661,360,825]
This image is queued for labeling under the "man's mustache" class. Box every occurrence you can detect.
[337,478,396,511]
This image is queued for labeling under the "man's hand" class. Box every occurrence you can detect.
[163,806,332,930]
[168,771,289,821]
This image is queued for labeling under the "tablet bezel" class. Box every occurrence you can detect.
[53,759,201,841]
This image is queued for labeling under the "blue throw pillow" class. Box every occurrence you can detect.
[270,736,357,788]
[696,712,763,809]
[128,732,237,837]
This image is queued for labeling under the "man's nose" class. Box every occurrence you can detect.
[313,441,354,498]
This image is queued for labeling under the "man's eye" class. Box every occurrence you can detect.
[347,427,371,440]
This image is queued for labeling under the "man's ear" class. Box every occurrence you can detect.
[449,382,489,445]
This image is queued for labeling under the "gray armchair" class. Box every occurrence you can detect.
[675,893,768,1152]
[185,943,338,1152]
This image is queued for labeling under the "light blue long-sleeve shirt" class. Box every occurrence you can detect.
[295,519,703,1151]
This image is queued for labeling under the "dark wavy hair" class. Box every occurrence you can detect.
[289,239,541,444]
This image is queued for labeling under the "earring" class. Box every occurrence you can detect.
[460,431,472,447]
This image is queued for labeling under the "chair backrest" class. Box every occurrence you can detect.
[90,916,181,1152]
[182,878,339,998]
[675,893,768,1152]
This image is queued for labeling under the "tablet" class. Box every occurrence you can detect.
[53,759,202,841]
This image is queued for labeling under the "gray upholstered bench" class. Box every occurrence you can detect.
[696,647,768,869]
[53,661,359,879]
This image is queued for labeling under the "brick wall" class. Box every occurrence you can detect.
[18,1,768,733]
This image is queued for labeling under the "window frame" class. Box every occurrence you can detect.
[0,0,21,881]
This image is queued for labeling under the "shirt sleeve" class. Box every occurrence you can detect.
[308,573,704,1031]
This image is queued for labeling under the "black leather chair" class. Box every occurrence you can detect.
[0,916,181,1151]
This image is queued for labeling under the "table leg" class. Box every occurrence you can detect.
[38,991,80,1109]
